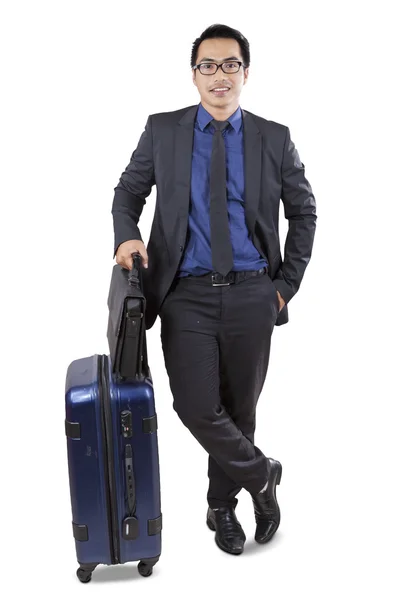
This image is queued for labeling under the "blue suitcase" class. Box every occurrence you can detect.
[65,255,162,583]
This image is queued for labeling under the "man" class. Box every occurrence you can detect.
[112,24,317,555]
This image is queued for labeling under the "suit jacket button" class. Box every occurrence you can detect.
[179,245,183,252]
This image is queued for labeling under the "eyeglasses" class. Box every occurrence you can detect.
[193,61,243,75]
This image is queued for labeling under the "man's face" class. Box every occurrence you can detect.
[192,37,249,112]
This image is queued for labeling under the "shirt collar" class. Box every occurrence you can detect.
[196,102,242,133]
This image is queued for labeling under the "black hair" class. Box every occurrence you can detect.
[190,24,250,70]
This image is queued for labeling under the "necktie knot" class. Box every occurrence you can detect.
[211,119,230,133]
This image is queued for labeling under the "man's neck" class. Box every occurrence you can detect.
[200,100,240,122]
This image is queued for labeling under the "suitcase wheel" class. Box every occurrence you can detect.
[76,567,93,583]
[137,561,153,577]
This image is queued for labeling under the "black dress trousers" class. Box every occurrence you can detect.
[159,269,280,508]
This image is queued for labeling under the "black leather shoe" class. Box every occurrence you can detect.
[251,458,282,544]
[206,507,246,555]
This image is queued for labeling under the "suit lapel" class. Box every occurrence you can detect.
[173,106,197,224]
[171,104,262,246]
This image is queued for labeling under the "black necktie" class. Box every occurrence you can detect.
[209,119,234,276]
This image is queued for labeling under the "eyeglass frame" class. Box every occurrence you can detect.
[192,60,245,75]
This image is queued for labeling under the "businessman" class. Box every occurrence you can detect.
[112,23,317,555]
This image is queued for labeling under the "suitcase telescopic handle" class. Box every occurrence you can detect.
[122,443,139,540]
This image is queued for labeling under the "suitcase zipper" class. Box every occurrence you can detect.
[98,354,120,564]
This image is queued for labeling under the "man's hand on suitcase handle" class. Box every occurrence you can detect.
[116,240,149,271]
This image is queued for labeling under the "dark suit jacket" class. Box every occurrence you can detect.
[112,104,317,330]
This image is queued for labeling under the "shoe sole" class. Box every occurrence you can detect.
[207,517,216,532]
[206,517,244,555]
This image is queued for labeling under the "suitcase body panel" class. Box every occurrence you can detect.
[65,355,112,565]
[65,354,161,568]
[108,362,162,564]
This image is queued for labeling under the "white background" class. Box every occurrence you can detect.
[1,0,399,597]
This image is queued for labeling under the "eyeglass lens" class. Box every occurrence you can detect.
[199,62,240,75]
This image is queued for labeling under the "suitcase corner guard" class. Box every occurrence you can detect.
[148,514,162,536]
[65,419,81,439]
[72,522,88,542]
[142,414,158,434]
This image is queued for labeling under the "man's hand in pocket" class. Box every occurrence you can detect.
[277,291,285,312]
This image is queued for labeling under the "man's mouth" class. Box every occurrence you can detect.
[210,87,230,96]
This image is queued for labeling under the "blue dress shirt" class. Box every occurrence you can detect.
[178,102,268,277]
